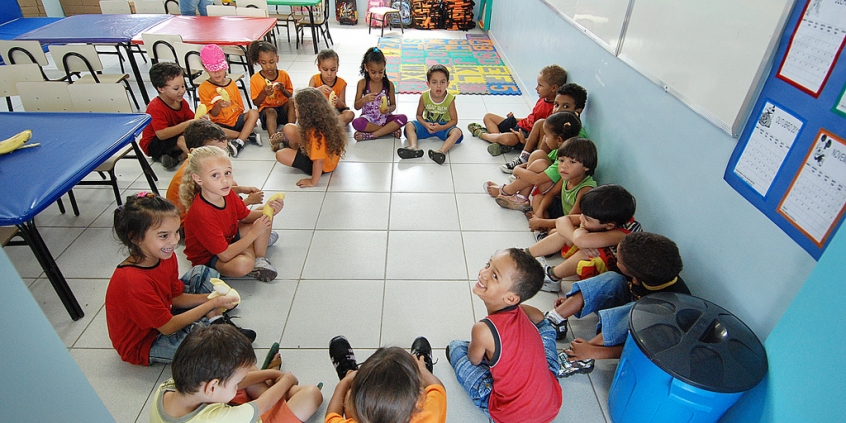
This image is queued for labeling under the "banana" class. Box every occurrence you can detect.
[329,91,337,105]
[206,278,240,312]
[380,95,388,113]
[194,103,208,120]
[265,78,275,98]
[263,193,285,219]
[0,129,33,155]
[216,87,230,102]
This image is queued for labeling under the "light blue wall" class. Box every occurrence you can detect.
[721,214,846,422]
[0,249,114,422]
[488,0,817,339]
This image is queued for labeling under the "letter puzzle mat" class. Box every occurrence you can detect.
[376,34,522,96]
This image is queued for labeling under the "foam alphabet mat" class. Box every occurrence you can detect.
[377,34,522,95]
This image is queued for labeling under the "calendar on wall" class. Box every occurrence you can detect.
[725,0,846,260]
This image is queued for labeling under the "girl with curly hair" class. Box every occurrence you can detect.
[275,87,347,188]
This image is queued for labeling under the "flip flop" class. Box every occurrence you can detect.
[261,342,280,370]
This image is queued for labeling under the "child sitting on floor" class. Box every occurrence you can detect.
[352,47,407,141]
[166,119,263,226]
[327,335,446,423]
[248,40,295,139]
[397,64,463,165]
[198,44,260,158]
[309,49,355,127]
[546,232,690,365]
[139,62,194,169]
[527,184,642,292]
[468,64,567,156]
[448,248,562,423]
[150,324,323,423]
[528,137,597,228]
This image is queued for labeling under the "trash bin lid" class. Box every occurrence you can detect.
[629,292,768,393]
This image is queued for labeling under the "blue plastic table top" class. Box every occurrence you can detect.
[15,14,171,44]
[0,112,151,226]
[0,17,62,40]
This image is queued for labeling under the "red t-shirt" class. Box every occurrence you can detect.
[486,306,562,423]
[183,190,250,266]
[517,98,554,132]
[105,255,184,366]
[140,96,195,155]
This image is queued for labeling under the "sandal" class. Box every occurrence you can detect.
[428,149,446,165]
[354,131,375,141]
[467,123,487,137]
[261,342,280,370]
[483,181,502,197]
[398,147,424,159]
[495,193,530,210]
[557,350,595,378]
[392,129,402,138]
[487,143,514,156]
[269,133,288,152]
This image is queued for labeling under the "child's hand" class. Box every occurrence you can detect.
[277,85,292,98]
[363,92,378,103]
[244,190,264,206]
[582,248,600,258]
[426,122,438,134]
[213,293,239,311]
[263,84,275,96]
[510,128,526,144]
[529,217,546,231]
[554,297,567,308]
[318,85,333,96]
[252,214,272,234]
[267,197,284,215]
[296,177,317,188]
[219,100,231,109]
[506,111,514,118]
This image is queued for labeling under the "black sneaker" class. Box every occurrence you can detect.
[410,336,435,373]
[211,314,256,343]
[248,132,262,146]
[552,318,568,340]
[329,335,359,380]
[161,154,179,170]
[557,350,595,378]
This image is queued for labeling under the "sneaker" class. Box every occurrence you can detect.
[534,230,548,242]
[329,335,359,380]
[487,143,513,156]
[445,343,452,365]
[410,336,436,373]
[495,193,530,210]
[544,314,568,340]
[211,313,257,342]
[397,147,424,159]
[541,264,562,292]
[248,133,262,146]
[269,132,288,152]
[227,140,241,157]
[161,154,179,170]
[248,257,277,282]
[267,231,278,247]
[428,149,446,165]
[508,174,517,182]
[500,156,525,173]
[557,350,595,378]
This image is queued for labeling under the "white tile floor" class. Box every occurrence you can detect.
[5,21,615,423]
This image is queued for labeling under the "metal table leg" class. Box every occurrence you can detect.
[122,42,151,105]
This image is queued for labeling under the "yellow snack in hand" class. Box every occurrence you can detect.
[216,87,231,102]
[263,193,286,218]
[380,95,388,112]
[206,278,240,312]
[194,103,208,120]
[329,91,337,105]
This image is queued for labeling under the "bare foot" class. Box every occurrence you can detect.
[266,353,282,370]
[565,338,621,361]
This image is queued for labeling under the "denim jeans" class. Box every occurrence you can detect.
[148,265,218,364]
[179,0,212,16]
[448,318,560,414]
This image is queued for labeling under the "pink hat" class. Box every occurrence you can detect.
[200,44,228,72]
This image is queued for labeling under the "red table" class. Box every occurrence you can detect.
[131,16,277,75]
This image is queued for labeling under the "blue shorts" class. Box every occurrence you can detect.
[406,120,463,143]
[218,113,247,133]
[567,271,633,346]
[207,232,241,270]
[148,265,218,364]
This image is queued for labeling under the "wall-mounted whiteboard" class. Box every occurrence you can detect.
[540,0,795,137]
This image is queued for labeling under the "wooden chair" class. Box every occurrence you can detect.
[48,44,140,110]
[68,83,159,204]
[0,63,43,111]
[134,0,167,13]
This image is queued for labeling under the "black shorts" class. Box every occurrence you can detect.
[547,195,564,219]
[218,113,247,133]
[259,105,289,129]
[148,136,181,160]
[497,115,529,138]
[291,149,315,175]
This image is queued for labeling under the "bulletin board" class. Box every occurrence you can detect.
[724,0,846,260]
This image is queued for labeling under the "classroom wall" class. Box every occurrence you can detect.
[488,0,818,339]
[719,212,846,422]
[0,249,114,422]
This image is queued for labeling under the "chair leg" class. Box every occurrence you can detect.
[114,46,125,73]
[67,189,80,216]
[122,80,140,110]
[5,97,12,111]
[56,197,65,214]
[237,78,251,108]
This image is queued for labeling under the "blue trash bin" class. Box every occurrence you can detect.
[608,292,767,423]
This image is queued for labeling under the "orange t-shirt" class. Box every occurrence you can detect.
[324,385,446,423]
[165,161,188,223]
[307,131,341,173]
[198,79,244,127]
[250,69,294,111]
[309,74,347,104]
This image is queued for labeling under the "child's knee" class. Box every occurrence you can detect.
[265,108,278,119]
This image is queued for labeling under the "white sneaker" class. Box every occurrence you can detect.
[267,231,278,247]
[248,257,278,282]
[249,133,262,146]
[540,264,561,292]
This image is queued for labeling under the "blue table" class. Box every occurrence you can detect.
[0,112,151,320]
[0,17,62,65]
[16,14,172,104]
